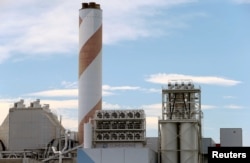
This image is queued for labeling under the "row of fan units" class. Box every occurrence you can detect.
[95,132,145,141]
[167,82,195,90]
[96,121,144,130]
[95,110,144,119]
[167,93,196,98]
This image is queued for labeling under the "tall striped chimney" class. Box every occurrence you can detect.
[78,2,102,146]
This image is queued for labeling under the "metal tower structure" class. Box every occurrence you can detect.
[158,80,202,163]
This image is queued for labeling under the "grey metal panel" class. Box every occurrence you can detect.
[161,123,177,163]
[83,148,102,163]
[180,123,199,163]
[146,137,158,152]
[102,148,124,163]
[201,138,215,154]
[125,148,150,163]
[0,115,10,150]
[82,148,157,163]
[220,128,242,147]
[8,108,62,150]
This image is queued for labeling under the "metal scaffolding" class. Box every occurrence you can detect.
[158,80,203,163]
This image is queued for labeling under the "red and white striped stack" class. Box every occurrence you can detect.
[78,2,102,145]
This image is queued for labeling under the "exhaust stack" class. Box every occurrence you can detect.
[78,2,102,146]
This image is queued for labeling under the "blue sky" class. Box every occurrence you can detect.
[0,0,250,145]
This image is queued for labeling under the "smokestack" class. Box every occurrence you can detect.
[78,2,102,145]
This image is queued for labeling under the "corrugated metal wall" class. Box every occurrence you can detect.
[77,148,157,163]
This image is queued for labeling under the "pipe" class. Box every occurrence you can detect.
[51,130,69,163]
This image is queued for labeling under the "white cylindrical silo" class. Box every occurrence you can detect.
[180,122,198,163]
[83,123,93,148]
[161,123,178,163]
[78,2,102,145]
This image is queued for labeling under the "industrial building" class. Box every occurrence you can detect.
[0,99,78,162]
[0,97,243,163]
[0,99,63,151]
[77,109,157,163]
[158,80,202,163]
[0,1,244,163]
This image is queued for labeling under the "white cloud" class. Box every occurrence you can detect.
[139,88,161,94]
[103,101,123,110]
[141,103,162,117]
[102,91,115,96]
[0,0,201,63]
[146,116,159,132]
[0,0,78,62]
[103,85,161,94]
[201,105,217,110]
[100,0,200,44]
[0,99,14,124]
[224,104,244,109]
[61,118,78,132]
[24,84,143,98]
[102,85,143,96]
[0,47,10,63]
[223,96,236,99]
[102,102,145,111]
[42,99,77,110]
[14,5,77,54]
[103,85,141,91]
[25,89,77,97]
[146,88,161,93]
[145,73,241,86]
[61,81,78,89]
